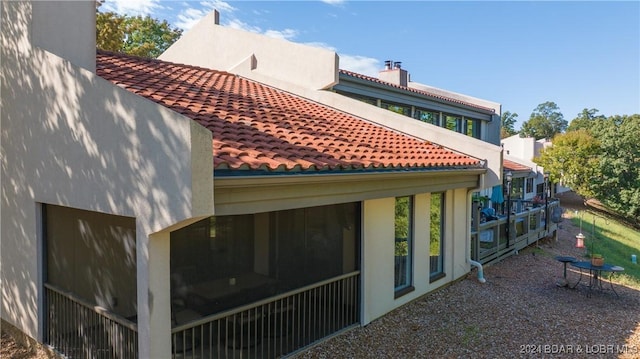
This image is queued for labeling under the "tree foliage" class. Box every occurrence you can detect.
[500,111,519,138]
[520,101,568,140]
[535,129,601,198]
[567,108,606,132]
[589,115,640,221]
[536,113,640,222]
[96,5,182,58]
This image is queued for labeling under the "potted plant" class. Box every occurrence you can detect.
[591,253,604,267]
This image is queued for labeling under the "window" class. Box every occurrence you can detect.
[414,108,439,125]
[429,193,445,281]
[465,118,481,139]
[444,114,462,133]
[536,183,544,198]
[511,177,524,199]
[394,196,414,296]
[381,101,411,116]
[336,91,376,105]
[526,178,534,194]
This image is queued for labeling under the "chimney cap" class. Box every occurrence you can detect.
[393,61,402,69]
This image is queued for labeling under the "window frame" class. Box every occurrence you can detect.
[394,196,415,297]
[429,192,446,282]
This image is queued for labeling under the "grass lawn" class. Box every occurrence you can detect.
[569,210,640,288]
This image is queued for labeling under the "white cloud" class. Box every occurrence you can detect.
[300,42,381,76]
[102,0,163,16]
[226,19,263,34]
[264,29,298,41]
[201,0,235,14]
[303,42,336,51]
[338,54,380,77]
[321,0,346,5]
[175,0,236,30]
[175,7,209,30]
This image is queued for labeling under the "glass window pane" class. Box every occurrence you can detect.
[394,196,413,291]
[414,108,439,125]
[430,193,444,279]
[336,90,377,105]
[466,118,481,138]
[381,101,410,116]
[444,114,462,132]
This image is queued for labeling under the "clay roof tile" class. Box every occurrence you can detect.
[96,50,482,174]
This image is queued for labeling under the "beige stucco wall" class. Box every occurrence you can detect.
[361,189,471,325]
[1,2,213,357]
[159,11,338,90]
[31,1,96,72]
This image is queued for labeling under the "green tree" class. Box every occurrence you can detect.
[589,115,640,221]
[534,129,601,198]
[96,11,125,52]
[96,6,182,58]
[567,108,606,132]
[500,111,518,138]
[520,101,568,139]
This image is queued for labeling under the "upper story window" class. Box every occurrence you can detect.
[381,101,411,116]
[335,91,486,140]
[414,108,440,125]
[465,118,481,139]
[444,114,462,132]
[350,93,377,105]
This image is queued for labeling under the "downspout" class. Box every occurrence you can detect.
[467,167,487,283]
[469,259,486,283]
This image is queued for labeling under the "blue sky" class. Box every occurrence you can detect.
[102,1,640,130]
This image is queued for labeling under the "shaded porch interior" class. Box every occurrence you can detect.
[43,201,361,358]
[170,202,361,326]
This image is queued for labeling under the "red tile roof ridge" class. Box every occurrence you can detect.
[503,158,532,172]
[96,50,483,174]
[339,69,495,113]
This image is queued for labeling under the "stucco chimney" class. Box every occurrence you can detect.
[213,9,220,25]
[379,60,408,87]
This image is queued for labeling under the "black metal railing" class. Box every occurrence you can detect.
[171,271,360,359]
[45,283,138,359]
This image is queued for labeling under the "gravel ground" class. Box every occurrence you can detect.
[295,193,640,359]
[3,193,639,359]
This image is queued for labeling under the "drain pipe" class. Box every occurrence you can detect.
[468,169,488,283]
[469,259,486,283]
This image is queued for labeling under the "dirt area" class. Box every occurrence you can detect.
[0,331,58,359]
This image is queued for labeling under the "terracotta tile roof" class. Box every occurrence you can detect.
[339,70,496,114]
[96,50,482,174]
[503,159,532,172]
